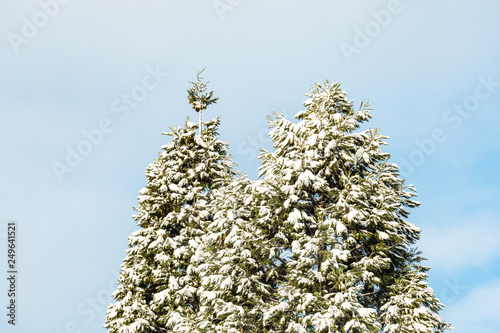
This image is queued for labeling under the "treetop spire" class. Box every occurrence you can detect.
[187,68,219,134]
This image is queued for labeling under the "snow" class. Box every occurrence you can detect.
[105,80,450,333]
[336,221,347,234]
[357,307,376,318]
[346,209,358,221]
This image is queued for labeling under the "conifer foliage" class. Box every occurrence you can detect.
[104,76,235,332]
[257,81,450,332]
[105,74,450,332]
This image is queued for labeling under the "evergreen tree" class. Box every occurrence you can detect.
[257,80,450,332]
[195,176,276,332]
[104,77,235,332]
[105,74,451,332]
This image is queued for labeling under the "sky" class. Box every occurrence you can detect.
[1,1,499,332]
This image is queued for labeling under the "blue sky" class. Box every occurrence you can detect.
[1,1,499,332]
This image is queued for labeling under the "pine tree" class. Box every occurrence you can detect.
[104,76,235,333]
[195,176,276,332]
[105,74,450,332]
[257,80,451,332]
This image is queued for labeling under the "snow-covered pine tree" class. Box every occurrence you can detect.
[257,80,450,332]
[104,75,235,333]
[195,176,277,332]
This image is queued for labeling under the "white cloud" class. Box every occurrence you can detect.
[418,210,500,272]
[441,279,500,333]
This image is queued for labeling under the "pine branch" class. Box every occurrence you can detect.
[357,290,380,298]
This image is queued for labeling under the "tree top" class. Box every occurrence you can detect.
[187,68,219,113]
